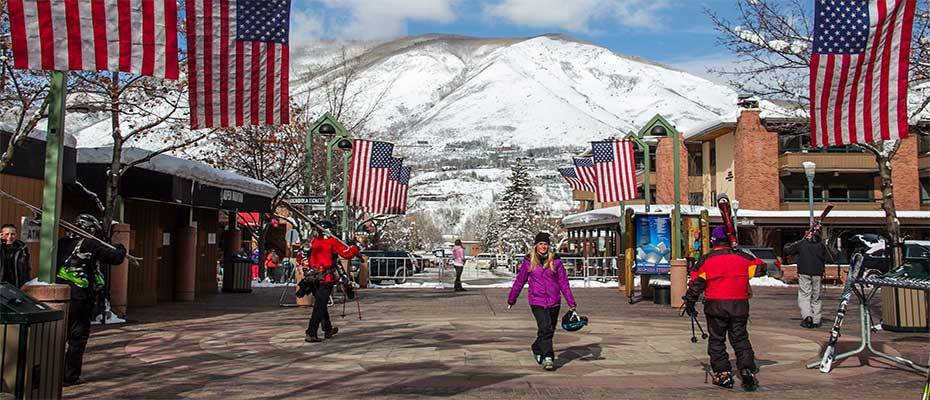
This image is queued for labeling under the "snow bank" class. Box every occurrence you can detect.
[250,279,291,288]
[750,276,789,287]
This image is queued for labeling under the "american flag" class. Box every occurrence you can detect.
[591,140,638,203]
[387,162,411,215]
[810,0,915,147]
[186,0,291,129]
[7,0,178,78]
[348,139,395,215]
[572,157,597,192]
[558,166,587,192]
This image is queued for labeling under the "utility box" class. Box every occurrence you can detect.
[222,257,253,293]
[1,283,66,399]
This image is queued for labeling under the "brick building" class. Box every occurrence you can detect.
[562,101,930,259]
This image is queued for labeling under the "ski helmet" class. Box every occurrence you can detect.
[317,219,335,231]
[75,214,103,237]
[561,309,588,332]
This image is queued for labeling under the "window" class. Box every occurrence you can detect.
[689,192,704,206]
[907,244,929,259]
[922,178,930,204]
[779,134,865,154]
[919,135,930,154]
[689,148,703,176]
[781,172,875,202]
[633,147,657,173]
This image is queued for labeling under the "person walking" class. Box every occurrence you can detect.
[0,223,30,287]
[55,214,127,386]
[299,220,360,343]
[507,232,577,371]
[784,231,831,329]
[452,239,466,292]
[264,248,280,283]
[683,226,764,391]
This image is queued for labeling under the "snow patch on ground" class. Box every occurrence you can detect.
[750,276,789,287]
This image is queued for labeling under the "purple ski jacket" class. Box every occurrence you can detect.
[507,256,577,309]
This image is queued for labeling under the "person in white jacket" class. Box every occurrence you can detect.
[452,239,466,292]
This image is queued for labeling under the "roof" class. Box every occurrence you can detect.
[77,146,278,198]
[0,125,78,148]
[562,204,930,228]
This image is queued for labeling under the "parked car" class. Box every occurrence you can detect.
[352,249,418,285]
[739,247,781,279]
[862,240,930,273]
[474,253,497,269]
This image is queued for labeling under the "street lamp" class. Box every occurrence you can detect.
[646,121,681,260]
[802,161,817,226]
[308,114,353,238]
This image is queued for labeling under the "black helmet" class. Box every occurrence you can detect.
[561,309,589,332]
[75,214,103,237]
[317,219,335,231]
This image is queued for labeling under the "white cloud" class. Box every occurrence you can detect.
[300,0,461,40]
[484,0,671,33]
[289,8,324,48]
[663,53,738,85]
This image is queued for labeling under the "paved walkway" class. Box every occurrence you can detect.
[66,286,928,399]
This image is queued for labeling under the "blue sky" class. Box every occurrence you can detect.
[290,0,746,81]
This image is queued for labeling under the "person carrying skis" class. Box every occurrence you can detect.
[683,226,764,391]
[507,232,577,371]
[55,214,127,386]
[299,220,360,343]
[784,230,832,329]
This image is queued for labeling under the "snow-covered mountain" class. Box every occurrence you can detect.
[53,33,738,237]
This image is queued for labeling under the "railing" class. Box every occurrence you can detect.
[364,256,415,286]
[505,255,619,283]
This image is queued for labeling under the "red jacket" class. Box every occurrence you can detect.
[684,246,763,318]
[307,237,359,284]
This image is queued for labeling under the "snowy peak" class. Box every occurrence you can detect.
[292,34,736,156]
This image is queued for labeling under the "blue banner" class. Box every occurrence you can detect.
[634,215,671,274]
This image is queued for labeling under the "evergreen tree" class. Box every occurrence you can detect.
[496,159,536,254]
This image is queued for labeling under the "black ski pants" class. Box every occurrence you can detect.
[64,299,95,382]
[306,283,334,337]
[530,305,560,359]
[706,315,756,373]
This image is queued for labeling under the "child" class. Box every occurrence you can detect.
[507,232,577,371]
[683,226,763,391]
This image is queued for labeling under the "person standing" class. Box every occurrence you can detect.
[55,214,127,386]
[0,223,30,287]
[507,232,577,371]
[264,248,280,283]
[452,239,466,292]
[683,226,763,391]
[300,220,359,343]
[784,231,831,329]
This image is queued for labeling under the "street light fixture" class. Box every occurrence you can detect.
[318,123,336,136]
[802,161,817,226]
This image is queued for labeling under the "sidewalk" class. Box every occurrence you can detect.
[66,286,928,399]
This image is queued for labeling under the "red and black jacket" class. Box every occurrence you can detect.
[306,237,359,284]
[684,245,763,317]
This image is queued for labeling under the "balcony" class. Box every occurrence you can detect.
[781,202,882,211]
[779,152,877,173]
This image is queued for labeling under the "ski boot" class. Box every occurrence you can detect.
[542,357,555,371]
[305,334,322,343]
[533,352,542,365]
[324,327,339,339]
[712,371,734,389]
[740,369,759,392]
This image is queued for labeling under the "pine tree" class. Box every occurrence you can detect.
[496,159,536,254]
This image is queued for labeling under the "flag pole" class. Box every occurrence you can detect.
[38,70,67,282]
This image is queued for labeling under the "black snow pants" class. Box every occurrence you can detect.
[706,315,757,373]
[530,305,560,359]
[306,283,334,337]
[64,299,95,382]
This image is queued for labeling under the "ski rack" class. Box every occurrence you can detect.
[808,273,930,374]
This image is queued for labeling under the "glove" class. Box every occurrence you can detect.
[346,238,358,246]
[684,301,697,317]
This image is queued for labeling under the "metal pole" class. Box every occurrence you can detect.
[628,134,651,213]
[807,175,815,226]
[38,71,67,282]
[341,149,350,240]
[672,129,682,260]
[324,139,334,219]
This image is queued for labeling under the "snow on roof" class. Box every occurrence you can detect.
[0,124,78,147]
[562,204,930,227]
[685,99,808,140]
[77,146,278,198]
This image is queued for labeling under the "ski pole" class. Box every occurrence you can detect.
[690,316,698,343]
[693,315,709,339]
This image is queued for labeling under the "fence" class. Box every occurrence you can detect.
[363,256,417,286]
[504,255,619,282]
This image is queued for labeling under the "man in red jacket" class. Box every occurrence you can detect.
[684,226,763,391]
[300,220,359,343]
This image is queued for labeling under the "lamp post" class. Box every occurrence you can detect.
[308,113,352,238]
[802,161,817,226]
[625,132,651,212]
[646,121,681,259]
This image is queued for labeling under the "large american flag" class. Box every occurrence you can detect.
[7,0,178,78]
[810,0,915,147]
[387,162,411,215]
[348,139,396,215]
[572,157,597,192]
[186,0,291,129]
[591,140,638,203]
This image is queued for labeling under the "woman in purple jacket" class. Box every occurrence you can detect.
[507,232,577,371]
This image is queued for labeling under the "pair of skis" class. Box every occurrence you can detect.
[816,253,864,372]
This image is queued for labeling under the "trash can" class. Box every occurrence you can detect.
[880,287,929,332]
[222,257,253,293]
[650,281,671,305]
[1,283,66,400]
